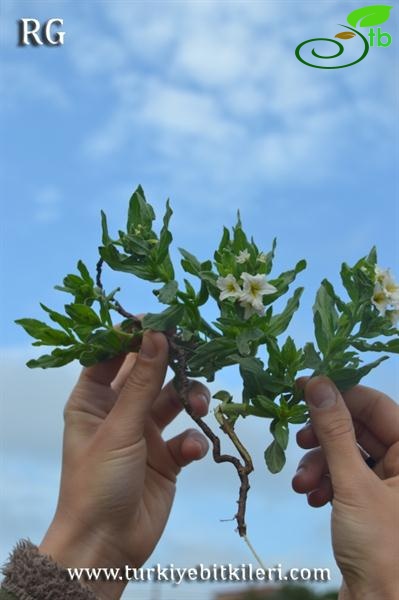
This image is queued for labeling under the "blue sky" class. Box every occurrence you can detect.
[0,1,398,599]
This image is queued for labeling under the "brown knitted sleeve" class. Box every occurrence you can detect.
[1,539,98,600]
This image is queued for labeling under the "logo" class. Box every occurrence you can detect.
[295,5,392,69]
[18,18,65,47]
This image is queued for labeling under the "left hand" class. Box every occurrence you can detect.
[39,331,210,600]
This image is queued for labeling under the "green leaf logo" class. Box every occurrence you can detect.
[347,5,393,28]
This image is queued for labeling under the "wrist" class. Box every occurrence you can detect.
[39,510,128,600]
[349,582,399,600]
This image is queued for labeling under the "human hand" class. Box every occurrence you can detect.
[292,376,399,600]
[39,330,210,600]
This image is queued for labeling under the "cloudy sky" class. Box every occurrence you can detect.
[0,1,398,599]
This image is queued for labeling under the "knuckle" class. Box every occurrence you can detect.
[298,447,322,468]
[320,416,353,441]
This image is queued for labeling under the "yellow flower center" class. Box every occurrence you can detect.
[373,291,385,303]
[249,282,261,296]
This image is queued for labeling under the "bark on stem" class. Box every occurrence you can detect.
[169,340,254,537]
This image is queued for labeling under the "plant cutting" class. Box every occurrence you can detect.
[16,186,399,547]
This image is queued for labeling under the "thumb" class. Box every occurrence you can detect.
[305,376,369,492]
[103,331,169,448]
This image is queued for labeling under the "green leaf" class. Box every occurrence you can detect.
[39,304,74,332]
[99,245,157,281]
[179,248,202,275]
[196,281,209,306]
[127,186,155,233]
[366,246,377,266]
[236,355,288,399]
[213,390,233,403]
[271,419,289,450]
[313,281,338,354]
[217,227,230,254]
[347,5,392,28]
[329,356,389,390]
[268,288,303,337]
[351,338,399,354]
[314,311,328,355]
[77,261,93,285]
[188,337,237,380]
[253,395,279,417]
[157,280,178,304]
[121,233,151,256]
[101,210,111,245]
[280,336,298,365]
[142,304,185,331]
[86,328,133,354]
[267,260,306,303]
[236,328,263,356]
[157,200,173,265]
[264,440,286,474]
[27,346,81,369]
[261,238,277,275]
[15,318,74,346]
[341,262,357,301]
[288,404,309,424]
[302,342,322,369]
[65,304,102,327]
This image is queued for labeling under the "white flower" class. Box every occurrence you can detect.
[257,252,267,263]
[239,272,277,319]
[372,283,390,315]
[372,265,399,315]
[216,274,242,301]
[236,249,250,264]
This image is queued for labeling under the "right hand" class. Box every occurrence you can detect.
[292,376,399,600]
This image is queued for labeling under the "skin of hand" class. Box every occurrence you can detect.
[39,331,210,600]
[292,376,399,600]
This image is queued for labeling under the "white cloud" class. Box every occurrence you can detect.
[0,62,69,111]
[33,185,63,223]
[68,0,394,192]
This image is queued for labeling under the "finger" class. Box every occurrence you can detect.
[305,376,370,492]
[103,331,169,448]
[297,419,387,461]
[382,441,399,479]
[342,385,399,448]
[296,422,319,449]
[79,353,127,387]
[67,354,126,418]
[292,448,328,494]
[296,376,310,390]
[111,353,138,395]
[151,380,210,431]
[307,475,333,507]
[167,428,209,472]
[353,419,387,461]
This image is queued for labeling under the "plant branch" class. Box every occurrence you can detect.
[96,258,142,328]
[169,339,253,536]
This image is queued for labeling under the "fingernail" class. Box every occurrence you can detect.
[197,392,210,409]
[190,391,210,417]
[139,332,157,359]
[307,380,337,409]
[190,433,208,456]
